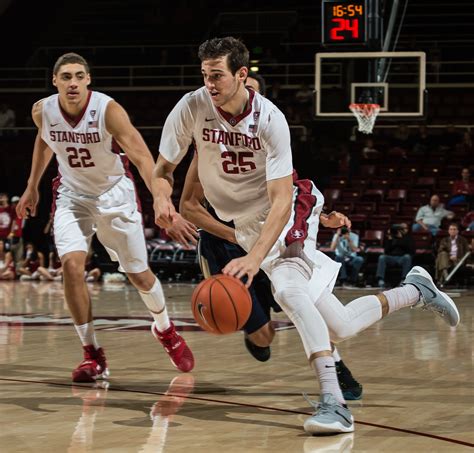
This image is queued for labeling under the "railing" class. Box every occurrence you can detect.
[1,60,474,92]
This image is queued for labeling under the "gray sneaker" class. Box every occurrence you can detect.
[402,266,460,327]
[303,393,354,435]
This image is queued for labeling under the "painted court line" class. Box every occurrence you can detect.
[1,377,473,448]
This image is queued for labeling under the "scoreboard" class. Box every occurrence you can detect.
[322,0,368,45]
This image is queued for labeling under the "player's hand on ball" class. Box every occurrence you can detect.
[222,254,261,288]
[166,213,199,248]
[154,197,176,229]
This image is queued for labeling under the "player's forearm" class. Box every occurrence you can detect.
[130,154,155,193]
[181,199,236,243]
[249,200,292,262]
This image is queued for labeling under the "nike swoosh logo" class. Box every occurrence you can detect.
[416,282,438,298]
[335,409,352,425]
[50,123,60,127]
[205,118,215,122]
[324,365,336,368]
[197,303,207,322]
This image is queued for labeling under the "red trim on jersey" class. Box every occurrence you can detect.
[111,138,121,154]
[217,88,255,126]
[285,179,317,247]
[58,90,92,128]
[51,173,62,221]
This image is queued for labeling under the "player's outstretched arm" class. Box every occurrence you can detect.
[17,101,54,219]
[105,101,155,192]
[223,175,293,287]
[180,154,237,244]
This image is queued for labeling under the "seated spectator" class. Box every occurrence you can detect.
[18,242,45,281]
[330,226,364,287]
[0,239,15,280]
[0,192,13,242]
[448,167,473,208]
[412,194,454,236]
[0,103,16,137]
[440,123,461,149]
[376,223,414,288]
[295,82,313,106]
[412,125,433,155]
[8,195,24,269]
[435,223,470,284]
[37,249,62,281]
[85,249,102,282]
[361,137,379,160]
[462,211,474,231]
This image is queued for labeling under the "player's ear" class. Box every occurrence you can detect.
[52,75,57,87]
[86,73,91,86]
[238,67,248,82]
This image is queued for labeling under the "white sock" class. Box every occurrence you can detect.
[75,322,100,349]
[139,278,171,332]
[314,289,383,343]
[312,356,345,405]
[383,285,420,314]
[332,347,341,363]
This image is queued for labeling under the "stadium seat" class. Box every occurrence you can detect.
[369,214,392,230]
[378,202,400,216]
[362,189,385,202]
[386,189,407,202]
[414,177,436,189]
[407,189,430,205]
[361,229,384,246]
[354,202,377,215]
[342,189,362,202]
[333,201,354,214]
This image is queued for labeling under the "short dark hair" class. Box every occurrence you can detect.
[449,222,459,229]
[53,52,90,75]
[198,37,249,75]
[246,71,266,96]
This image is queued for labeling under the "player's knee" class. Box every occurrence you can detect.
[61,256,86,281]
[127,269,155,291]
[273,286,308,314]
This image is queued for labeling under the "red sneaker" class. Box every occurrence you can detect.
[151,322,194,373]
[72,345,110,383]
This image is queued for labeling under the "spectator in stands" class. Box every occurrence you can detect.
[392,124,411,150]
[412,125,433,155]
[440,123,461,149]
[37,249,63,281]
[376,223,414,288]
[330,226,364,287]
[0,239,15,280]
[448,167,473,208]
[458,131,473,154]
[18,242,45,280]
[412,194,454,236]
[0,102,16,137]
[0,193,13,242]
[462,211,474,231]
[295,82,313,106]
[361,137,379,161]
[8,195,24,268]
[435,223,470,284]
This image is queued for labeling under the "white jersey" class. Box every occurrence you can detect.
[41,91,127,196]
[159,86,293,225]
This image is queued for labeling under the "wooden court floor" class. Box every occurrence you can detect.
[0,281,473,452]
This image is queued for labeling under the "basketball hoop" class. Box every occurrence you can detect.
[349,103,380,134]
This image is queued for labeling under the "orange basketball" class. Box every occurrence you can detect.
[191,274,252,334]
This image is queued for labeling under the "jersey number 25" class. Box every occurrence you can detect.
[222,151,256,174]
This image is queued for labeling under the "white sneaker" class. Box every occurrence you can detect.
[402,266,460,327]
[303,393,354,435]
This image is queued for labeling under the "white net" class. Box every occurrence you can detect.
[349,103,380,134]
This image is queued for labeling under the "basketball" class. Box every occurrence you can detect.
[191,274,252,334]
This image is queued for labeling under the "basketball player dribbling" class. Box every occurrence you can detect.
[16,52,194,383]
[180,71,363,399]
[152,37,460,435]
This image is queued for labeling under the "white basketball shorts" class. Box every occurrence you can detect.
[234,179,340,302]
[53,176,148,274]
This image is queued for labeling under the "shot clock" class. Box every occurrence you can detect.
[322,0,368,45]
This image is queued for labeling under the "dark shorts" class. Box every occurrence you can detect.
[198,230,281,334]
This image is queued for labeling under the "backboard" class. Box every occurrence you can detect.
[314,51,426,118]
